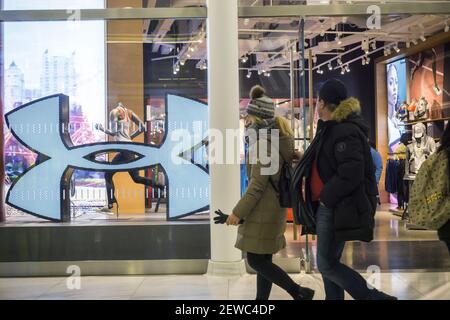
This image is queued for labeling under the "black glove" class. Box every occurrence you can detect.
[214,209,244,225]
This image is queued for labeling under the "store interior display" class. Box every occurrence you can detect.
[406,123,437,176]
[3,6,450,226]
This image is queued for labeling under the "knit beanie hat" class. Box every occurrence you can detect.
[246,85,275,120]
[319,79,348,106]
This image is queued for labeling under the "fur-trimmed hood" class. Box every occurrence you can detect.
[331,97,361,122]
[330,97,370,137]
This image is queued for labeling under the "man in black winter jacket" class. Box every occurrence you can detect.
[312,79,397,300]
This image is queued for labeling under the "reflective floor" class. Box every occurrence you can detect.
[279,206,450,271]
[1,205,449,300]
[1,272,450,300]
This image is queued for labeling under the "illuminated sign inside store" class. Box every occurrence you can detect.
[5,94,210,222]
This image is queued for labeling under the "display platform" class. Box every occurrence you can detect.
[0,210,211,276]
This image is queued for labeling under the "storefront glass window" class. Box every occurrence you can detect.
[2,10,209,223]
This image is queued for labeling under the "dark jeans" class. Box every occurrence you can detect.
[316,205,374,300]
[105,152,160,207]
[246,252,299,300]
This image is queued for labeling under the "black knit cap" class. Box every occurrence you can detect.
[319,79,348,106]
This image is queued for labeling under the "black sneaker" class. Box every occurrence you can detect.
[293,286,315,300]
[368,289,398,300]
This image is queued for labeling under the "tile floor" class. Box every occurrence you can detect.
[1,271,449,300]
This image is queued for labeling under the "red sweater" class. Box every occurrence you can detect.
[311,159,324,202]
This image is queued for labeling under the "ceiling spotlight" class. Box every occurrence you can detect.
[246,71,252,79]
[412,39,418,45]
[366,57,371,64]
[190,47,196,52]
[394,43,400,53]
[320,27,325,37]
[175,65,180,72]
[241,55,249,63]
[187,53,191,58]
[317,68,322,74]
[258,70,262,75]
[362,58,366,66]
[180,60,186,66]
[386,47,392,55]
[361,38,369,54]
[330,18,336,30]
[420,33,426,42]
[341,67,345,75]
[406,41,411,48]
[371,42,377,50]
[198,38,204,44]
[336,36,342,45]
[328,62,333,70]
[337,57,343,65]
[264,71,271,77]
[312,55,317,64]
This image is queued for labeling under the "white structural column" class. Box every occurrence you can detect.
[206,0,246,276]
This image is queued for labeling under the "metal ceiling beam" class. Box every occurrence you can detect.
[239,3,450,17]
[1,4,450,22]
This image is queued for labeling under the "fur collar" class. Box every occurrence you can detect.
[331,97,361,122]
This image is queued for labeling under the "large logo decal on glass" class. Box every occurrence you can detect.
[5,94,209,222]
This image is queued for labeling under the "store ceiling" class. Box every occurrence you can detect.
[142,0,449,73]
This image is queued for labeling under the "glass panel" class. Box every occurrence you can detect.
[3,0,105,10]
[2,17,208,223]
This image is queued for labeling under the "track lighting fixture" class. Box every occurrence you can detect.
[246,71,252,79]
[420,33,426,42]
[241,55,249,63]
[328,62,333,70]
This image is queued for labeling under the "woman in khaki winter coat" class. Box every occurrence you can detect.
[226,86,314,300]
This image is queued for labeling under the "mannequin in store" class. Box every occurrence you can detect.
[95,103,164,213]
[414,97,429,120]
[407,123,437,175]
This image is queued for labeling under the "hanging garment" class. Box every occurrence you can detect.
[396,160,406,209]
[385,159,399,194]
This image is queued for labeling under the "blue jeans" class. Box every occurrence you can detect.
[316,205,373,300]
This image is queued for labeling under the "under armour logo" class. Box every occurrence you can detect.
[5,94,210,221]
